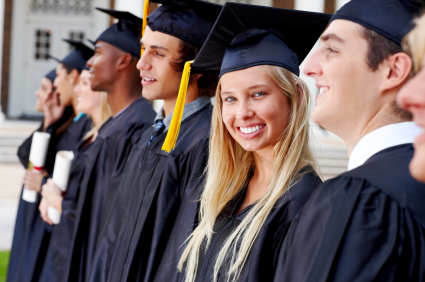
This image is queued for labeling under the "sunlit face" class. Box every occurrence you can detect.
[137,26,183,101]
[303,20,383,139]
[54,63,76,106]
[34,77,53,112]
[74,70,103,116]
[87,41,120,92]
[220,65,290,153]
[397,57,425,183]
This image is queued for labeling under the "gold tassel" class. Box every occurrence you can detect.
[162,60,193,152]
[141,0,150,57]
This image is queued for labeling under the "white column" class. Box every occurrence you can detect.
[295,0,325,12]
[336,0,349,9]
[0,0,5,121]
[115,0,143,17]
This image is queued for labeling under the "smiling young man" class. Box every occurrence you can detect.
[64,9,156,282]
[273,1,425,281]
[87,1,222,282]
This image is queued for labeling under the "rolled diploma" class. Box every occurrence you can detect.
[22,132,51,203]
[48,151,74,224]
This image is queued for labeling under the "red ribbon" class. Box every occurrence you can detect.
[33,166,44,171]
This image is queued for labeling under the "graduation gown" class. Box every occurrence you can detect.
[39,135,95,282]
[88,103,212,282]
[274,144,425,282]
[7,109,91,282]
[178,168,322,282]
[65,98,155,282]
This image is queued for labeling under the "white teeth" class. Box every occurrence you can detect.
[143,78,155,82]
[240,125,264,134]
[319,87,329,93]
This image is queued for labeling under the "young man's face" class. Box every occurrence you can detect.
[87,41,121,92]
[137,26,184,102]
[303,20,384,139]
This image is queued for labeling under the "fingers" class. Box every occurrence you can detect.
[39,198,53,225]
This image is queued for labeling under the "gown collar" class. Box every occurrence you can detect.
[348,122,422,171]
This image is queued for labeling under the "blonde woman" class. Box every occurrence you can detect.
[176,4,331,282]
[38,68,111,281]
[398,14,425,183]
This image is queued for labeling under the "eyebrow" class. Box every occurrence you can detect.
[321,33,345,44]
[140,41,169,52]
[220,84,271,96]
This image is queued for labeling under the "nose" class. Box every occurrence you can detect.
[397,71,425,110]
[87,56,94,69]
[235,99,254,120]
[137,50,152,71]
[53,77,59,88]
[302,48,322,78]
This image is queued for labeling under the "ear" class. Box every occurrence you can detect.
[69,69,80,85]
[381,52,412,92]
[117,53,134,70]
[190,74,202,84]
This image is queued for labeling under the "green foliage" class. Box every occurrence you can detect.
[0,251,10,282]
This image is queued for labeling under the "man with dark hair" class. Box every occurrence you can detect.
[87,1,221,282]
[273,0,425,281]
[64,8,156,282]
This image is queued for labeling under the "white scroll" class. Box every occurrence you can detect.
[48,151,74,224]
[22,132,51,203]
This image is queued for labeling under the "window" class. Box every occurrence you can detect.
[30,0,92,15]
[34,29,51,60]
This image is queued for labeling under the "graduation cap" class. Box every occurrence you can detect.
[145,0,222,49]
[95,8,143,58]
[44,69,57,83]
[161,3,331,152]
[48,39,94,73]
[331,0,425,45]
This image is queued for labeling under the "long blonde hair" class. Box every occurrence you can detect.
[84,92,112,140]
[179,65,318,282]
[403,13,425,74]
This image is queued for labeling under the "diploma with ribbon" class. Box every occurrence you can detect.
[47,151,74,224]
[22,132,51,203]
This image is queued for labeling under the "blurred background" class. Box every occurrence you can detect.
[0,0,349,278]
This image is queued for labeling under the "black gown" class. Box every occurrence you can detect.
[178,168,322,282]
[65,98,155,282]
[88,103,212,282]
[7,109,91,282]
[39,134,95,281]
[274,144,425,282]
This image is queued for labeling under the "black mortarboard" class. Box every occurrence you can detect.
[95,8,143,58]
[48,39,94,73]
[331,0,425,45]
[44,69,57,83]
[147,0,222,49]
[191,2,331,77]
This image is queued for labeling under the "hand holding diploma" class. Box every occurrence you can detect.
[45,151,74,224]
[22,132,51,202]
[40,179,63,225]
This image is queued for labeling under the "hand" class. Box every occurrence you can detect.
[23,169,48,192]
[43,90,65,130]
[39,197,53,225]
[41,179,63,213]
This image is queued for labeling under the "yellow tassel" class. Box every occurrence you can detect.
[162,60,193,152]
[141,0,150,57]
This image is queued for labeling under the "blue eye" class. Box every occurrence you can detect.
[225,97,236,102]
[253,92,266,97]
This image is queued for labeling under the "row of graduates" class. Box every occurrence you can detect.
[8,0,425,281]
